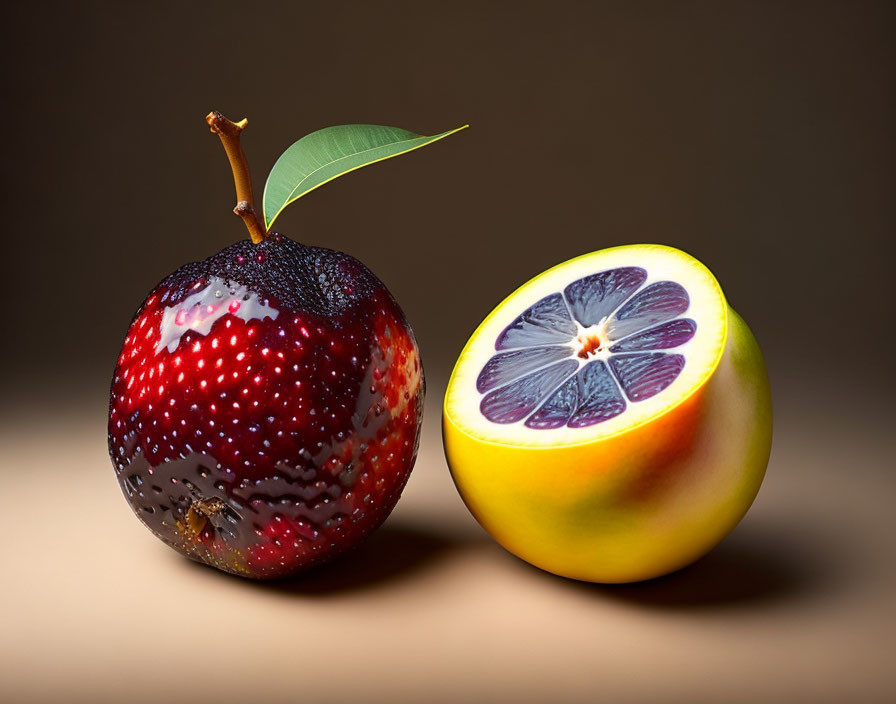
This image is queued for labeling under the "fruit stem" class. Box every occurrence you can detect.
[206,111,268,244]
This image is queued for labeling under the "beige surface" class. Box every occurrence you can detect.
[1,379,894,703]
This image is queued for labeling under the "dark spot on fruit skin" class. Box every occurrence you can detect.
[108,234,423,579]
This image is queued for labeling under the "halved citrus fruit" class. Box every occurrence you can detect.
[443,244,772,583]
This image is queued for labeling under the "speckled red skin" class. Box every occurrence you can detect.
[108,234,423,579]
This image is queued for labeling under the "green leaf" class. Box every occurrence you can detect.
[262,123,468,229]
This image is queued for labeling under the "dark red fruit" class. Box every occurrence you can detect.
[108,234,423,578]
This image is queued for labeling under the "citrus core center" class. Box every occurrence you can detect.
[576,331,605,359]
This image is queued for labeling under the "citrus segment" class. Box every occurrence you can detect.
[609,318,696,353]
[496,293,577,349]
[563,267,646,326]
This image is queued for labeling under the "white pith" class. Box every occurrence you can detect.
[445,245,728,447]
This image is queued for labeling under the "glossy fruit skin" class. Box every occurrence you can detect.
[109,234,423,579]
[444,307,771,583]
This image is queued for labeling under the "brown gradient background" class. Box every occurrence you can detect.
[1,2,894,703]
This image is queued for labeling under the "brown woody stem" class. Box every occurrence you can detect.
[206,111,268,244]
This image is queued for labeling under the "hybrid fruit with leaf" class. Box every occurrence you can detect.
[109,112,465,578]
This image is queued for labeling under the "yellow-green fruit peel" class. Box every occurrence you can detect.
[443,245,772,583]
